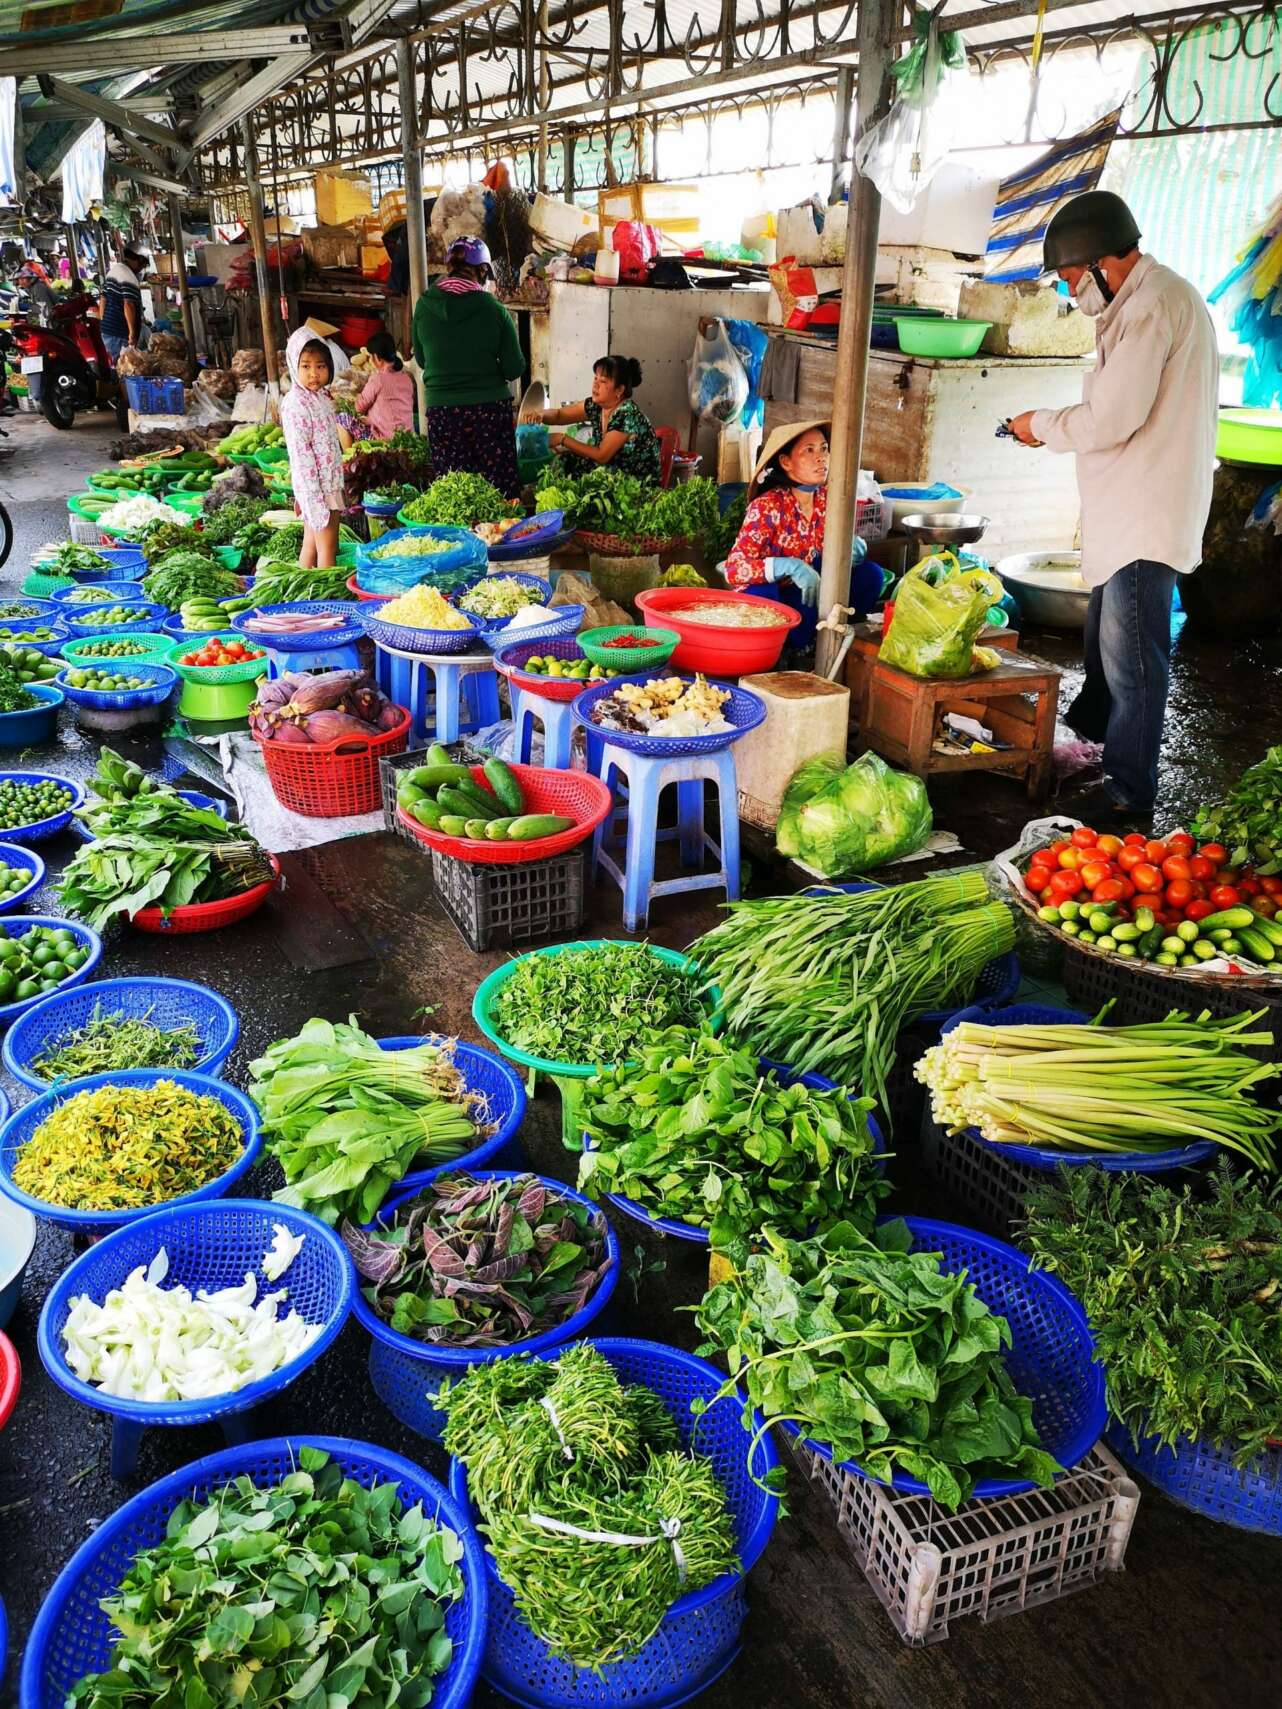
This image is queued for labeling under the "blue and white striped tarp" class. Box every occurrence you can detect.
[985,109,1122,282]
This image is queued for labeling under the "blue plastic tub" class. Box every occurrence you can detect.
[1103,1420,1282,1536]
[0,1067,261,1237]
[448,1336,779,1709]
[65,601,168,640]
[358,1169,620,1440]
[22,1435,490,1709]
[0,915,103,1028]
[780,1216,1107,1500]
[71,789,226,844]
[37,1199,355,1476]
[0,622,71,658]
[0,599,66,621]
[374,1035,527,1195]
[0,842,45,913]
[0,772,85,842]
[56,660,177,714]
[478,603,582,655]
[574,672,766,757]
[50,582,146,608]
[0,685,63,748]
[230,600,364,652]
[4,976,240,1092]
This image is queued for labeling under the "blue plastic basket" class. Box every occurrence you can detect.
[358,1169,621,1440]
[0,598,66,620]
[0,842,46,913]
[71,789,227,844]
[0,771,85,841]
[573,673,767,757]
[447,1336,780,1709]
[0,1068,261,1237]
[4,976,239,1092]
[457,573,555,630]
[0,915,103,1028]
[478,604,583,655]
[37,1199,355,1474]
[358,600,486,656]
[0,685,63,747]
[50,582,146,607]
[21,1434,490,1709]
[56,660,178,712]
[231,600,365,652]
[486,509,565,560]
[940,1003,1222,1172]
[29,544,146,581]
[1103,1421,1282,1535]
[374,1036,528,1195]
[586,1063,886,1246]
[65,602,168,639]
[781,1216,1107,1500]
[0,621,71,657]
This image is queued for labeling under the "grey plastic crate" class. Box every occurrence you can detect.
[792,1436,1138,1645]
[430,846,586,953]
[378,742,480,841]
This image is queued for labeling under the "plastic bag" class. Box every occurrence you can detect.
[612,221,660,282]
[854,10,968,214]
[880,557,998,679]
[354,525,487,594]
[776,750,932,876]
[688,319,749,423]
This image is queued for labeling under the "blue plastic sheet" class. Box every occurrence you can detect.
[355,524,487,594]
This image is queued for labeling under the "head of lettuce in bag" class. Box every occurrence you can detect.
[776,751,932,876]
[880,554,1003,679]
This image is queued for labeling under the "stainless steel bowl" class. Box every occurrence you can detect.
[994,551,1089,629]
[899,511,990,546]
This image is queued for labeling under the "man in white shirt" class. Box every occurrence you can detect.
[1010,191,1219,820]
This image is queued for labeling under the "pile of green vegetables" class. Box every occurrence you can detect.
[580,1028,886,1262]
[251,1017,491,1224]
[342,1172,612,1346]
[918,1008,1280,1165]
[258,520,359,565]
[41,543,113,578]
[534,467,719,548]
[695,873,1015,1118]
[140,520,218,566]
[349,429,433,470]
[696,1219,1063,1510]
[29,999,202,1081]
[1191,745,1282,875]
[490,941,707,1068]
[1024,1166,1282,1464]
[197,494,272,546]
[59,750,274,929]
[401,472,517,528]
[439,1345,738,1669]
[0,660,39,714]
[143,554,244,608]
[66,1447,466,1709]
[250,563,353,604]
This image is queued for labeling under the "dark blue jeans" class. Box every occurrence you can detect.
[1079,561,1177,811]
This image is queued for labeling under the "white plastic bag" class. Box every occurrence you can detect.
[854,14,969,214]
[688,319,749,424]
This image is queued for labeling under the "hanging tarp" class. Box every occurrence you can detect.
[0,77,15,204]
[61,118,105,223]
[984,109,1121,282]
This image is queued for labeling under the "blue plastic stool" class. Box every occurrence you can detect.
[263,642,362,679]
[374,642,499,743]
[587,737,742,932]
[511,684,576,768]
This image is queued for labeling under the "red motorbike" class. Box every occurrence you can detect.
[6,288,126,430]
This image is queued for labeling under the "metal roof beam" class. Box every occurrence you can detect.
[111,160,191,195]
[183,50,315,152]
[2,28,315,79]
[33,74,181,150]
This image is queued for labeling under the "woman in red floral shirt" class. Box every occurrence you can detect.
[724,419,831,602]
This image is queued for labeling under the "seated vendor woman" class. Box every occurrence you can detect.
[723,419,833,607]
[533,355,661,482]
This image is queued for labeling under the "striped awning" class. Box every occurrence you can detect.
[984,109,1122,282]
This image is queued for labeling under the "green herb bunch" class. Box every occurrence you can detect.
[696,1218,1063,1510]
[402,471,516,528]
[67,1447,466,1709]
[143,554,243,607]
[0,660,38,714]
[1023,1165,1282,1463]
[198,494,272,546]
[140,520,216,565]
[580,1028,887,1264]
[1190,745,1282,874]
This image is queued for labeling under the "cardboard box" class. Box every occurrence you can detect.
[314,170,372,227]
[360,243,388,277]
[302,224,361,271]
[878,163,1000,258]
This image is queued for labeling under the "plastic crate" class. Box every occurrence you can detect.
[793,1436,1138,1644]
[1061,937,1282,1053]
[123,374,185,414]
[380,743,475,837]
[1103,1422,1282,1535]
[431,845,587,951]
[258,706,411,818]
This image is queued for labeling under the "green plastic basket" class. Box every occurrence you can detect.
[165,634,270,686]
[165,491,207,517]
[213,547,245,572]
[577,625,680,671]
[253,447,290,472]
[22,572,75,599]
[67,492,112,522]
[62,631,175,666]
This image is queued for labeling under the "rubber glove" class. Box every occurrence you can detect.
[851,535,868,565]
[766,556,820,607]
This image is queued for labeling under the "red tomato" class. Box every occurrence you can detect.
[1160,856,1191,882]
[1130,863,1163,893]
[1095,834,1123,859]
[1199,842,1227,866]
[1079,859,1112,890]
[1049,871,1084,899]
[1238,878,1260,898]
[1057,848,1083,871]
[1210,885,1241,909]
[1166,832,1194,857]
[1217,868,1240,885]
[1185,899,1215,922]
[1047,839,1070,858]
[1123,833,1147,847]
[1250,895,1278,918]
[1117,878,1136,901]
[1143,840,1168,864]
[1188,855,1214,881]
[1157,909,1182,927]
[1025,870,1053,896]
[1070,827,1098,849]
[1261,876,1282,896]
[1117,847,1146,873]
[1029,851,1056,871]
[1164,878,1194,910]
[1092,878,1126,903]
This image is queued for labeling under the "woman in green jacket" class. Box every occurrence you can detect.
[412,236,524,496]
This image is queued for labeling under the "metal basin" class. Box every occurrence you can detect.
[995,551,1089,629]
[900,511,989,547]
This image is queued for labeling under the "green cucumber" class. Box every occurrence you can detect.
[464,817,491,840]
[506,813,575,841]
[454,776,500,813]
[426,742,454,768]
[1237,927,1276,962]
[437,786,501,821]
[1196,906,1255,932]
[437,814,470,836]
[484,817,520,840]
[407,763,472,791]
[410,799,445,829]
[483,756,524,815]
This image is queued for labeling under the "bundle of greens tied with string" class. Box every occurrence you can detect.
[438,1344,739,1671]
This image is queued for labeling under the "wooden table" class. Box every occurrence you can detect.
[844,624,1018,726]
[846,635,1061,801]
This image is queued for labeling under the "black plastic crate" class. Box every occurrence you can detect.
[430,847,587,952]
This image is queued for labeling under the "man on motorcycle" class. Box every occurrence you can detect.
[100,248,148,360]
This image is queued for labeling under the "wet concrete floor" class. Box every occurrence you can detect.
[0,412,1279,1708]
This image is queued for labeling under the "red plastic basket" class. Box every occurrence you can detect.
[258,706,412,818]
[635,585,801,674]
[397,762,611,864]
[0,1330,20,1431]
[346,572,385,603]
[130,855,282,934]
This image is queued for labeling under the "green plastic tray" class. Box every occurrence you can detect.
[62,631,175,666]
[578,624,679,671]
[67,492,112,521]
[253,447,290,472]
[895,316,992,358]
[1216,408,1282,466]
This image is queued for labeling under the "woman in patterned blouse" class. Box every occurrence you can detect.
[530,355,661,483]
[723,418,833,604]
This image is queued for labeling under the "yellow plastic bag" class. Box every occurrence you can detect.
[881,556,1003,679]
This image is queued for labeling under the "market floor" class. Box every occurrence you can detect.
[1,412,1280,1709]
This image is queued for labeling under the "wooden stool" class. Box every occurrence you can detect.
[845,623,1019,728]
[852,647,1060,801]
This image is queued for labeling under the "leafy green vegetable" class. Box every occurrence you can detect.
[401,471,517,527]
[198,493,272,545]
[0,660,38,713]
[533,467,720,549]
[1023,1164,1282,1464]
[696,1219,1063,1510]
[143,555,244,607]
[251,1017,491,1224]
[140,519,218,566]
[250,563,353,604]
[44,542,112,577]
[68,1446,465,1709]
[30,1000,201,1081]
[259,521,306,563]
[1190,745,1282,874]
[349,429,433,470]
[579,1028,887,1264]
[706,488,747,565]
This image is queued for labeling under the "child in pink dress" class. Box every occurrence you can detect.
[280,327,345,568]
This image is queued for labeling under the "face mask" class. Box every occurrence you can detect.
[791,480,825,492]
[1074,271,1109,318]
